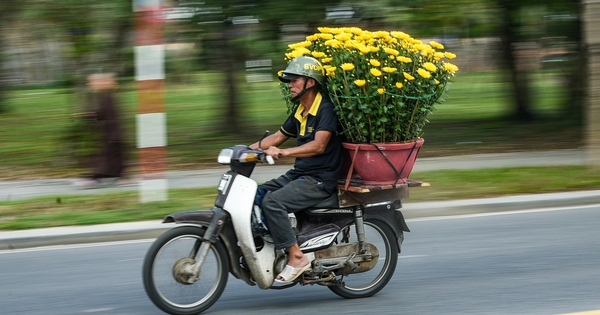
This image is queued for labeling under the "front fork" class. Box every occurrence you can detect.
[177,208,225,284]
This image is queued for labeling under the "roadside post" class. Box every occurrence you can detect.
[584,0,600,167]
[134,0,168,202]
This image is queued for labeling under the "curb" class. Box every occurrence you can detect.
[2,190,600,250]
[0,221,173,250]
[401,190,600,219]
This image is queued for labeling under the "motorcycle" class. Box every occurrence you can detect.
[142,143,412,315]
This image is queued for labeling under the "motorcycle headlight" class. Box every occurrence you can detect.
[217,148,234,164]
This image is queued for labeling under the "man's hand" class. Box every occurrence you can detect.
[265,146,285,160]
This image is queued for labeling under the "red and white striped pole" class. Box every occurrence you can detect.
[134,0,167,202]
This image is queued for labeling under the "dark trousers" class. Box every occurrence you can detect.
[260,174,331,250]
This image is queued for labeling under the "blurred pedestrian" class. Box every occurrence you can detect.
[74,73,127,188]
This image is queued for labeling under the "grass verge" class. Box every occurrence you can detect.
[1,165,599,230]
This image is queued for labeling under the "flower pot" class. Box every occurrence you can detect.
[341,139,424,185]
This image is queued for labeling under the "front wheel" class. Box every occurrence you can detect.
[142,226,229,315]
[329,219,399,299]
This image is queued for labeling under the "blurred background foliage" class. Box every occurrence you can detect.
[0,0,586,178]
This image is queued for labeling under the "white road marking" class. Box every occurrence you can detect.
[0,239,153,254]
[407,204,600,222]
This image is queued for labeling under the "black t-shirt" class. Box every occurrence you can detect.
[280,95,343,193]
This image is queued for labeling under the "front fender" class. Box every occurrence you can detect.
[163,208,226,226]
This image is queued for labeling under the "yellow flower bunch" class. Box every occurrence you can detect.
[281,27,459,143]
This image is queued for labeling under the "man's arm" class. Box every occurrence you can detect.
[264,130,332,160]
[249,130,289,150]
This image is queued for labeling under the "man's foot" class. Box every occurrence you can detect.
[274,262,312,284]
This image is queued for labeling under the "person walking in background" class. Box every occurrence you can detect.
[74,73,126,188]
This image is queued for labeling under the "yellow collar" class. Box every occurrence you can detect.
[294,92,322,136]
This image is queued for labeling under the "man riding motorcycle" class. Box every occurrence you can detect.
[249,56,343,283]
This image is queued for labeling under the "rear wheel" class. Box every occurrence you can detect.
[328,219,398,299]
[142,226,229,315]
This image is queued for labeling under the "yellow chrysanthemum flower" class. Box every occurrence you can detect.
[321,57,333,63]
[354,79,366,87]
[344,41,356,50]
[370,46,380,53]
[318,27,332,33]
[417,68,431,79]
[390,31,411,40]
[377,88,385,95]
[398,56,412,63]
[341,63,355,71]
[349,27,363,35]
[335,33,352,41]
[296,41,312,48]
[287,49,309,59]
[370,68,382,77]
[277,70,283,77]
[383,67,397,73]
[395,82,404,89]
[306,35,318,42]
[434,52,445,61]
[384,47,400,56]
[403,72,415,81]
[430,41,444,50]
[324,66,336,75]
[443,62,459,72]
[319,33,334,40]
[358,45,371,54]
[324,39,340,48]
[311,51,326,58]
[445,52,457,60]
[369,59,381,67]
[415,44,432,53]
[423,62,437,72]
[374,31,389,38]
[434,79,440,85]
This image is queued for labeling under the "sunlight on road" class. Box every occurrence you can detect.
[558,310,600,315]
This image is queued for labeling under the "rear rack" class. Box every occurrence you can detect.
[336,179,429,208]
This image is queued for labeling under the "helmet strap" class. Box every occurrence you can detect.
[291,78,317,102]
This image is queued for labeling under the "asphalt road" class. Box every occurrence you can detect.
[2,205,599,315]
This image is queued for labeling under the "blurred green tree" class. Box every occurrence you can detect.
[383,0,584,122]
[0,2,22,113]
[494,0,583,122]
[172,0,345,134]
[23,0,133,92]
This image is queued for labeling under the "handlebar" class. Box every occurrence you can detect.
[218,145,279,165]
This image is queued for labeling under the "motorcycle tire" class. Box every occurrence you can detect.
[142,226,229,315]
[329,219,399,299]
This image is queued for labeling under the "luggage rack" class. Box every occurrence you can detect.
[336,178,429,208]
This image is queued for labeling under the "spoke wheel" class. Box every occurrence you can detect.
[329,219,398,299]
[143,226,229,315]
